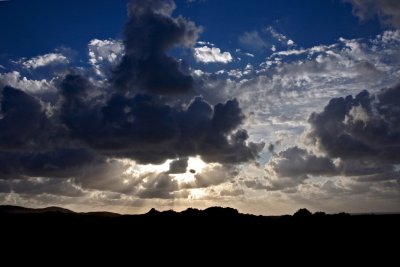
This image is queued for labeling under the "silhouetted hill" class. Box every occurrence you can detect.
[0,205,74,214]
[1,205,398,262]
[1,204,399,253]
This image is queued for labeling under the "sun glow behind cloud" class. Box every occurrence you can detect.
[173,156,208,183]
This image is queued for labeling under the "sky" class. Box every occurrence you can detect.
[0,0,399,215]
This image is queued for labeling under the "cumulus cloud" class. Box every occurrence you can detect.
[265,83,400,192]
[0,0,264,202]
[0,71,55,93]
[137,172,179,199]
[306,83,400,165]
[1,0,399,212]
[22,53,69,69]
[88,39,124,76]
[60,83,264,164]
[194,46,233,64]
[112,0,202,94]
[267,147,337,178]
[346,0,400,28]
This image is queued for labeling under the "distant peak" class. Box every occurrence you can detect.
[147,208,160,215]
[293,208,312,217]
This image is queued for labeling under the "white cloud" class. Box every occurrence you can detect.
[88,39,124,76]
[197,41,215,46]
[197,30,400,156]
[265,26,288,44]
[192,69,205,76]
[0,71,56,93]
[193,46,233,64]
[22,53,69,69]
[227,69,243,78]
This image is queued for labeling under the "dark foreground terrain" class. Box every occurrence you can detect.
[1,205,399,257]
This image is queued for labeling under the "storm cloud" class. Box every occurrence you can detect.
[112,0,202,94]
[0,0,263,195]
[60,83,263,164]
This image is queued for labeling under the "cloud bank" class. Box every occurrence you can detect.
[0,0,263,207]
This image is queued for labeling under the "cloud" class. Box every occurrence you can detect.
[2,0,398,212]
[137,172,179,199]
[0,0,264,203]
[287,39,295,46]
[238,27,294,54]
[346,0,400,28]
[22,53,69,69]
[60,82,264,164]
[220,187,244,197]
[265,83,400,191]
[0,71,55,93]
[244,179,268,190]
[168,158,188,174]
[306,83,400,164]
[267,147,337,178]
[238,31,268,52]
[88,39,124,77]
[111,0,202,94]
[0,86,57,151]
[265,146,338,190]
[0,178,85,197]
[181,164,237,188]
[194,46,233,64]
[264,26,294,46]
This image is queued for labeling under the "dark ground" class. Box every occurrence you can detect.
[1,205,398,260]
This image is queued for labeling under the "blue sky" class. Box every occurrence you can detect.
[0,0,381,59]
[0,0,399,215]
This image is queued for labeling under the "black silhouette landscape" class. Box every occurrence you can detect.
[2,205,399,241]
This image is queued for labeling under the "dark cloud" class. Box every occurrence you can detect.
[60,87,263,164]
[244,179,268,190]
[346,0,400,28]
[268,83,400,190]
[0,0,263,204]
[307,85,400,163]
[137,172,179,199]
[0,178,85,197]
[0,86,55,151]
[112,0,202,94]
[269,147,338,178]
[0,85,104,181]
[54,1,263,167]
[168,158,188,174]
[0,149,103,180]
